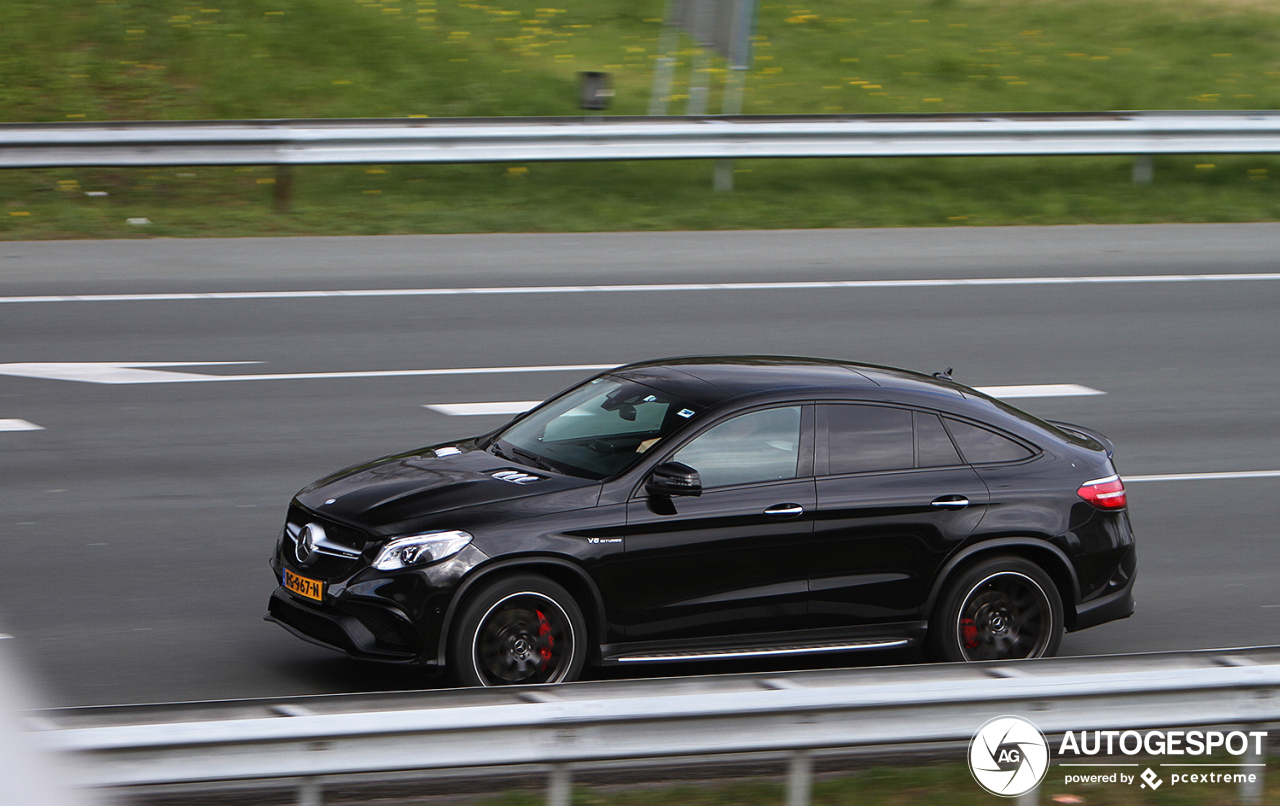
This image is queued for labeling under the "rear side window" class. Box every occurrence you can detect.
[827,404,914,474]
[917,412,963,467]
[944,417,1035,464]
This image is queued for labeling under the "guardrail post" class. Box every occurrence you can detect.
[273,165,294,213]
[1240,730,1265,805]
[1132,155,1154,184]
[688,49,711,116]
[548,763,572,806]
[714,65,747,191]
[787,750,812,806]
[714,160,734,192]
[297,776,321,806]
[1017,784,1040,806]
[648,0,678,116]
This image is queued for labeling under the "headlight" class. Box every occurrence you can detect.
[372,530,472,571]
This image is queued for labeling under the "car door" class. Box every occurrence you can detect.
[808,404,989,628]
[608,405,816,642]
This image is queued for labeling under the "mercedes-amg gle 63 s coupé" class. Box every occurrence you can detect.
[267,356,1135,686]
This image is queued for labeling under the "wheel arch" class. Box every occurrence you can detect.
[433,556,607,666]
[924,537,1081,631]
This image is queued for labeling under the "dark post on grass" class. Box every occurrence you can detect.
[578,72,613,112]
[650,0,758,191]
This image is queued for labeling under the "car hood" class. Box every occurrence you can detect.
[294,444,599,532]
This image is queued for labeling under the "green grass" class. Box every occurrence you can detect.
[7,155,1280,239]
[4,0,1280,239]
[445,760,1278,806]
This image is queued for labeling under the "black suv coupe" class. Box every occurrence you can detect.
[267,356,1135,686]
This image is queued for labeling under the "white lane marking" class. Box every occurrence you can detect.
[425,401,542,416]
[1125,470,1280,482]
[424,384,1106,415]
[0,362,262,384]
[2,273,1280,304]
[0,419,43,431]
[972,384,1103,399]
[0,362,617,385]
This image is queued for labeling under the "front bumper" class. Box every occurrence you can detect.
[265,588,423,663]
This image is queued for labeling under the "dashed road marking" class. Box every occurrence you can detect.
[970,384,1103,399]
[425,401,542,416]
[0,362,616,385]
[0,419,43,432]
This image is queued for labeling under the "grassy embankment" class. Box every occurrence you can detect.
[3,0,1280,239]
[465,760,1276,806]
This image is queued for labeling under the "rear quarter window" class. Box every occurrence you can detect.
[943,418,1035,464]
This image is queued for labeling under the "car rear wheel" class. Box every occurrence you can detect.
[450,574,586,687]
[929,556,1063,662]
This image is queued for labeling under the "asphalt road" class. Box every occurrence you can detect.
[1,224,1278,707]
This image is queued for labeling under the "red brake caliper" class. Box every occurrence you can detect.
[961,618,979,649]
[536,610,554,668]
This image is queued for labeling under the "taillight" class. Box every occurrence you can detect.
[1078,475,1127,510]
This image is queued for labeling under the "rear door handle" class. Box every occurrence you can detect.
[931,495,970,510]
[764,503,805,518]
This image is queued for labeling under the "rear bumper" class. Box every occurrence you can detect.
[265,588,425,664]
[1071,568,1135,632]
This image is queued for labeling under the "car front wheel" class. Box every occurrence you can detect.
[929,556,1063,662]
[450,574,587,687]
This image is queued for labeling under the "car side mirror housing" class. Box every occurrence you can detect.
[646,461,702,497]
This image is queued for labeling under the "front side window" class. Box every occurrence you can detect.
[672,406,802,489]
[495,377,698,479]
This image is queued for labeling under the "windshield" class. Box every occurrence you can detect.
[492,376,699,479]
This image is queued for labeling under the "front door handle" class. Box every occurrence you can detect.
[931,495,970,510]
[764,503,805,518]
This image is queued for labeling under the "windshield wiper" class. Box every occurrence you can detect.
[509,445,558,473]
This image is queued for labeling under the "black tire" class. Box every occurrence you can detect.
[449,573,587,687]
[927,556,1063,663]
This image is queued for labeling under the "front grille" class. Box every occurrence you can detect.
[284,505,371,582]
[290,552,361,581]
[287,505,368,550]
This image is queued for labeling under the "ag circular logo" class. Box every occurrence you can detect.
[969,715,1050,797]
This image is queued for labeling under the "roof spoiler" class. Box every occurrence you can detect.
[1048,420,1115,458]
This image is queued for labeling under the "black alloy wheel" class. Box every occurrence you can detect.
[451,574,586,687]
[929,556,1063,662]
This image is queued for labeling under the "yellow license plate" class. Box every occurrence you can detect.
[284,569,324,602]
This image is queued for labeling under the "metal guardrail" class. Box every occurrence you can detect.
[4,111,1280,168]
[29,647,1280,806]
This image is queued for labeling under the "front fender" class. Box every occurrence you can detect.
[432,556,608,666]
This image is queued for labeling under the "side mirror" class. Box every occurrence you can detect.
[646,461,702,497]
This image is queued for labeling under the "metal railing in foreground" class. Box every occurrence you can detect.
[4,111,1280,169]
[31,647,1280,806]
